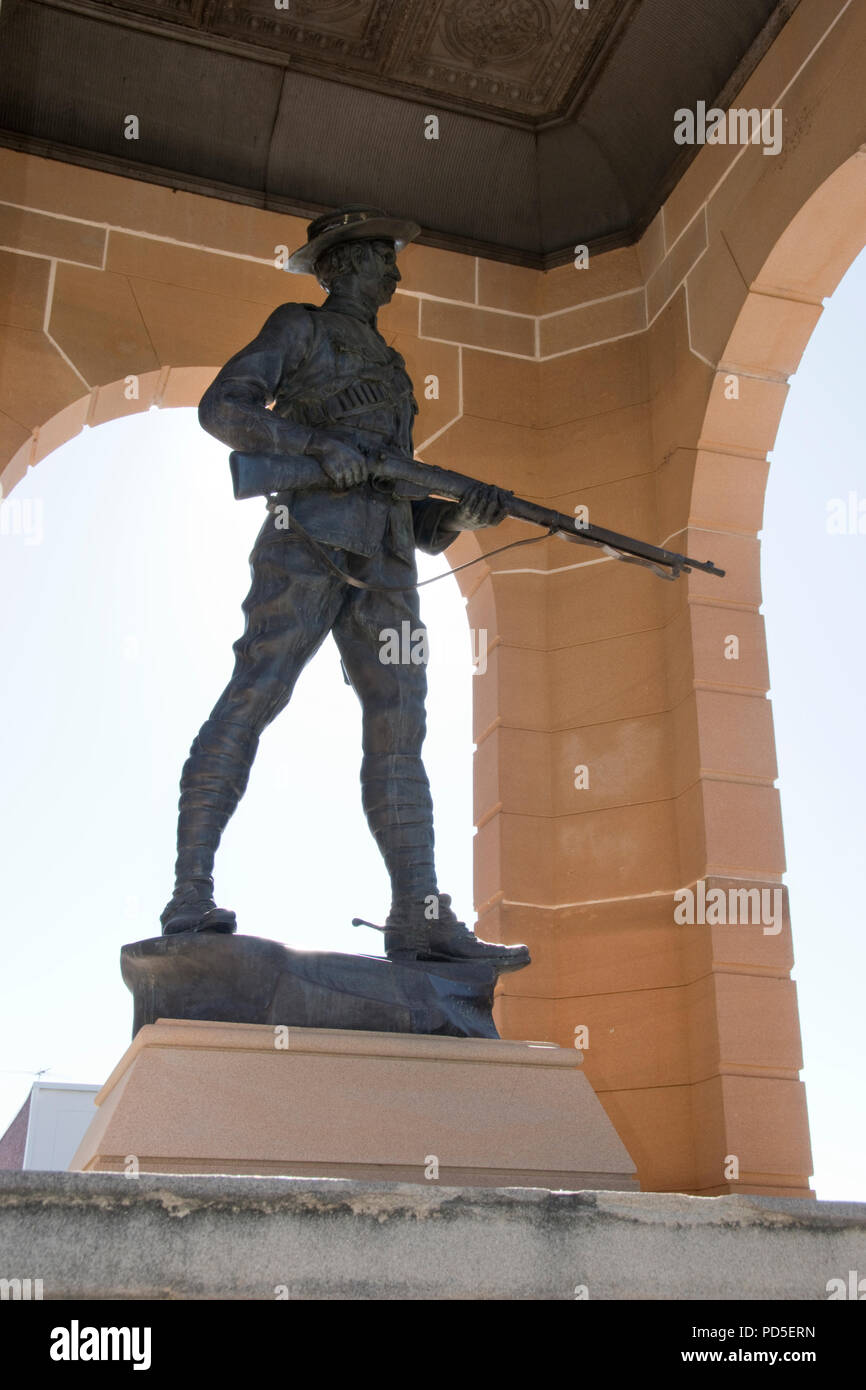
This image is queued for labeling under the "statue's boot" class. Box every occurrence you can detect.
[360,753,530,972]
[160,717,259,935]
[385,895,531,973]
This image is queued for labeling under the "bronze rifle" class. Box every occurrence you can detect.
[229,448,725,582]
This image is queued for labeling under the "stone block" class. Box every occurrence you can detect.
[0,203,105,266]
[69,1020,637,1192]
[0,250,51,331]
[538,289,645,357]
[420,299,535,357]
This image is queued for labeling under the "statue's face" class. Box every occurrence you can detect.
[355,238,401,306]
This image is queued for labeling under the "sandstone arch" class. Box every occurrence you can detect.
[2,0,866,1193]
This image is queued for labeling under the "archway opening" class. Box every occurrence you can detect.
[760,245,866,1200]
[688,150,866,1200]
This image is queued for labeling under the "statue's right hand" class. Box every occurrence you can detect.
[307,432,369,489]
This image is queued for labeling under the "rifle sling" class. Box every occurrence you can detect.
[281,509,557,592]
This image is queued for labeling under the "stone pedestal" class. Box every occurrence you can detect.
[70,1019,638,1190]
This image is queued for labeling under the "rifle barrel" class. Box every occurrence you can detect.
[371,453,725,580]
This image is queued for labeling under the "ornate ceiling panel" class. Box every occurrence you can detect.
[0,0,801,265]
[78,0,639,127]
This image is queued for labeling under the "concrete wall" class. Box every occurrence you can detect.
[2,0,865,1196]
[1,1172,865,1300]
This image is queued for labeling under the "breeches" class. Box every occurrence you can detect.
[176,534,439,907]
[210,535,428,751]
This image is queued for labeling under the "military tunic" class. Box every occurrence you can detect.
[199,293,458,564]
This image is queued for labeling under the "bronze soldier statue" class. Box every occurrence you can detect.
[160,206,530,971]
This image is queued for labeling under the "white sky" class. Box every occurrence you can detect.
[0,249,863,1201]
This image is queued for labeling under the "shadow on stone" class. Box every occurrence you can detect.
[122,933,501,1040]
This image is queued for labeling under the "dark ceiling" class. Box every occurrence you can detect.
[0,0,799,266]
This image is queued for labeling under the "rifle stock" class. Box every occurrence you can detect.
[229,449,725,581]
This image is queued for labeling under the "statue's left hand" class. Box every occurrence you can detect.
[444,482,510,531]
